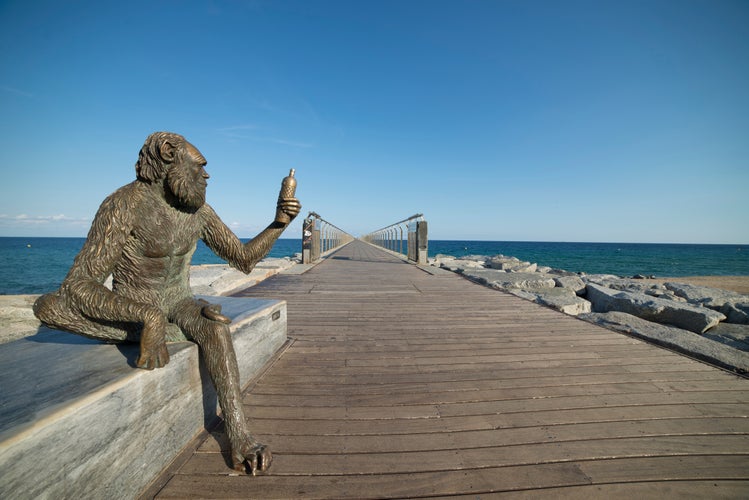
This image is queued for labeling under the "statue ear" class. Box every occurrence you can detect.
[160,140,177,162]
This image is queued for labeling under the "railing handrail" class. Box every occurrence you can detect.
[302,212,354,264]
[369,213,423,235]
[361,214,428,265]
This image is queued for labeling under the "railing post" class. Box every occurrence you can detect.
[301,212,353,263]
[416,220,428,265]
[312,220,320,262]
[302,217,314,264]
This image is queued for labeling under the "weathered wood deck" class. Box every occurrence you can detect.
[152,240,749,498]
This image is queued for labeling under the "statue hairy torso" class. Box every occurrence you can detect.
[110,182,206,311]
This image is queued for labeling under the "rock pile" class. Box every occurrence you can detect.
[431,253,749,373]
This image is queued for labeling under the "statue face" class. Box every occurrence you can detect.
[166,142,209,210]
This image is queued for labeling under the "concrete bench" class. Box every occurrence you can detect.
[0,296,286,499]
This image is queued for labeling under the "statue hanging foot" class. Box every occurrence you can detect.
[231,437,273,475]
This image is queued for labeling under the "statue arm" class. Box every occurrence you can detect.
[201,205,288,274]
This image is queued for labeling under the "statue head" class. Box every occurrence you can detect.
[135,132,209,210]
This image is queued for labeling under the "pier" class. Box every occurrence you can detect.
[149,238,749,498]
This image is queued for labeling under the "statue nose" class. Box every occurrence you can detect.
[202,169,210,179]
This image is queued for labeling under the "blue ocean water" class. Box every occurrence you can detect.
[1,237,747,295]
[428,240,749,278]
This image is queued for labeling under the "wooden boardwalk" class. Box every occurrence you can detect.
[153,240,749,498]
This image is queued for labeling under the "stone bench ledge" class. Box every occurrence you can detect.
[0,296,286,499]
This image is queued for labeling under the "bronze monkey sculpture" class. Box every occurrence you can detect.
[34,132,301,474]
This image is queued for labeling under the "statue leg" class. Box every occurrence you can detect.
[33,291,133,342]
[171,297,272,474]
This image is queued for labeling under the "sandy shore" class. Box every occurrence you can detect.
[644,276,749,295]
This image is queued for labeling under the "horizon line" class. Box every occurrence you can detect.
[1,235,747,246]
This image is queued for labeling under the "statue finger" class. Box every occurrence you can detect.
[158,348,170,367]
[137,355,154,370]
[259,446,272,471]
[231,451,246,473]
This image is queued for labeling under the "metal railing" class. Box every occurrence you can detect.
[361,214,428,264]
[302,212,354,263]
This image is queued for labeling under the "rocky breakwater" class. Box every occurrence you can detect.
[0,256,299,344]
[431,254,749,374]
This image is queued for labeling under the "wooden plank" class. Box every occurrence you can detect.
[157,465,585,499]
[246,382,674,407]
[199,417,749,454]
[253,370,737,396]
[242,391,749,420]
[162,455,749,497]
[246,404,749,437]
[180,435,749,475]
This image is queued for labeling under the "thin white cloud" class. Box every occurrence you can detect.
[0,85,33,98]
[218,124,259,133]
[228,220,265,236]
[263,137,314,148]
[0,214,90,225]
[218,125,314,148]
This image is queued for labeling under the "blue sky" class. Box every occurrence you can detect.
[1,0,747,243]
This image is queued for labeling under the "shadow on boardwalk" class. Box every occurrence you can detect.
[150,240,749,499]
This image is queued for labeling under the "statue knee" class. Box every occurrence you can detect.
[33,292,64,326]
[182,317,231,346]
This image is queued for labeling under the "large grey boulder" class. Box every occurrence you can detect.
[704,323,749,352]
[665,282,749,324]
[463,269,556,290]
[510,287,591,315]
[439,259,485,273]
[554,276,586,296]
[580,311,749,374]
[190,258,295,296]
[583,274,624,286]
[548,268,580,277]
[456,254,488,263]
[586,283,726,334]
[721,302,749,325]
[584,276,661,293]
[485,255,537,273]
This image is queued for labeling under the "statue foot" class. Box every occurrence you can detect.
[231,441,272,475]
[136,319,169,369]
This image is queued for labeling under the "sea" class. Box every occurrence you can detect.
[1,237,747,295]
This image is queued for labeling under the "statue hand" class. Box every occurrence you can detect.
[199,299,232,324]
[232,440,272,475]
[136,315,169,369]
[275,197,301,224]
